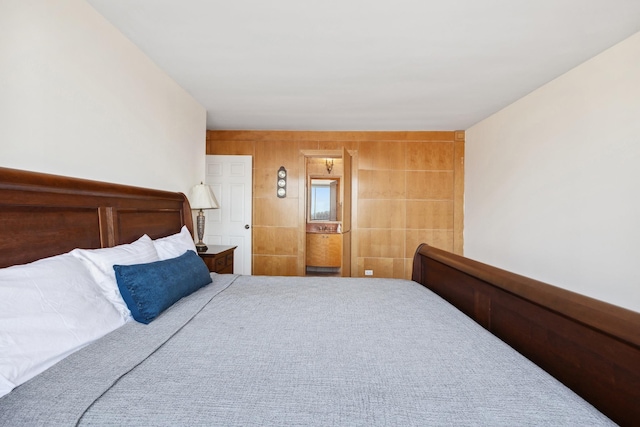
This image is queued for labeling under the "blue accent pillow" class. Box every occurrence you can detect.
[113,250,212,324]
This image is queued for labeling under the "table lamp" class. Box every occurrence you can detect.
[188,183,219,252]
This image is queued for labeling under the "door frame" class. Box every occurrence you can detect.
[298,149,358,276]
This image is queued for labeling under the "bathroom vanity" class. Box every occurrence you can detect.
[306,224,342,268]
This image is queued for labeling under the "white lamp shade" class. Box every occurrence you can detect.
[189,183,219,209]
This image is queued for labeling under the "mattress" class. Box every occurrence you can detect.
[0,274,613,426]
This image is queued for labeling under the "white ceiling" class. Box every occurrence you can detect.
[86,0,640,131]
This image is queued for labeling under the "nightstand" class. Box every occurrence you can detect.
[198,245,237,274]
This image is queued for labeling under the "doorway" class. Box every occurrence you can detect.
[299,148,354,277]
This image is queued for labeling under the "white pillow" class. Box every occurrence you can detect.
[153,225,197,260]
[0,253,125,398]
[70,235,160,321]
[0,374,14,399]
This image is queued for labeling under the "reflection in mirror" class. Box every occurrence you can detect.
[310,179,339,221]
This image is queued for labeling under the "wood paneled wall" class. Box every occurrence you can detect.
[206,131,464,279]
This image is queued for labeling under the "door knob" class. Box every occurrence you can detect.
[245,224,250,229]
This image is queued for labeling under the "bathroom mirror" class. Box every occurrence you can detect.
[309,178,340,221]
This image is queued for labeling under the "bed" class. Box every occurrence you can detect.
[0,167,638,426]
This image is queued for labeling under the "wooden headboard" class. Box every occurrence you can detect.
[0,167,193,268]
[412,243,640,426]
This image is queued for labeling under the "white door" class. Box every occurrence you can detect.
[204,155,252,275]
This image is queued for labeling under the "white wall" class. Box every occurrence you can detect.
[465,31,640,312]
[0,0,206,194]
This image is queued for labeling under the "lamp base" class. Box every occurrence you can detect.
[195,209,208,253]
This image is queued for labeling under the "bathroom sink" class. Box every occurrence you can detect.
[306,223,340,233]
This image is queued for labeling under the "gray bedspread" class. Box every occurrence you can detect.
[0,274,614,426]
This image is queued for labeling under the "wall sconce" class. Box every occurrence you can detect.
[277,166,287,198]
[325,159,334,174]
[188,182,219,253]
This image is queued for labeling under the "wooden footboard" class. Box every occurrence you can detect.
[412,243,639,426]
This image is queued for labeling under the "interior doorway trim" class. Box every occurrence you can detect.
[298,149,358,277]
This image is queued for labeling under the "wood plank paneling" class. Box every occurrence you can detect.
[307,157,343,176]
[207,130,464,278]
[207,139,254,156]
[357,199,407,229]
[406,201,454,229]
[405,171,454,200]
[357,257,405,278]
[405,229,454,255]
[253,255,298,276]
[253,168,277,199]
[406,141,454,171]
[358,140,406,171]
[253,226,299,256]
[253,197,299,227]
[254,140,304,169]
[318,140,359,151]
[357,229,405,259]
[209,130,457,142]
[453,134,465,254]
[358,170,405,199]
